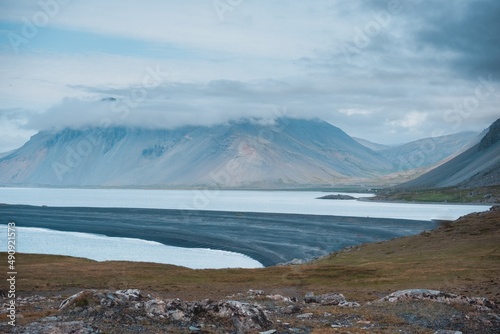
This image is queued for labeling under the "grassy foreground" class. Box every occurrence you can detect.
[3,207,499,304]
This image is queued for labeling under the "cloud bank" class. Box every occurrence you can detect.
[0,0,499,151]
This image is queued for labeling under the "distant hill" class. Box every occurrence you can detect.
[380,132,479,171]
[402,118,500,188]
[0,118,396,188]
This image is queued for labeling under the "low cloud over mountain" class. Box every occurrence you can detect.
[0,118,396,187]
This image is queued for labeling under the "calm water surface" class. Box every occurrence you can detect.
[0,187,490,221]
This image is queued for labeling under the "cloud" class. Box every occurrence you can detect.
[18,78,320,130]
[0,0,328,59]
[338,109,373,116]
[0,108,37,152]
[414,0,500,78]
[1,0,500,150]
[389,111,427,130]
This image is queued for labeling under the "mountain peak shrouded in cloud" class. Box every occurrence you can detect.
[0,118,396,187]
[23,92,299,132]
[1,0,499,152]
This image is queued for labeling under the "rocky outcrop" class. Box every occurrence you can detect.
[378,289,498,312]
[4,288,498,333]
[304,292,360,307]
[316,194,357,200]
[56,289,272,334]
[12,321,99,334]
[478,118,500,151]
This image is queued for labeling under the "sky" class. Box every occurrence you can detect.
[0,0,499,152]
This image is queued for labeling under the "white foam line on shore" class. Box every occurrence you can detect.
[0,225,263,269]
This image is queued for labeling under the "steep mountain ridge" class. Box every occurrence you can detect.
[0,118,395,187]
[478,118,500,151]
[402,118,500,188]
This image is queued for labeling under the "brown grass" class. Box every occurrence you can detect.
[3,207,499,302]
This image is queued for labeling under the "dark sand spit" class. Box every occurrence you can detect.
[0,204,435,266]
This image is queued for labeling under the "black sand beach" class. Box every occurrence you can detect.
[0,204,436,266]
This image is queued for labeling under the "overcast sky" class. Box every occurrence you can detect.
[0,0,499,152]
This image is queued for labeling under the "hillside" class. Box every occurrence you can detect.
[353,137,390,152]
[402,118,500,189]
[0,118,395,187]
[3,206,499,333]
[379,132,479,171]
[459,118,500,188]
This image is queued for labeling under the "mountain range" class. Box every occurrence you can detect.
[402,118,500,188]
[0,118,394,187]
[377,132,480,172]
[0,117,495,188]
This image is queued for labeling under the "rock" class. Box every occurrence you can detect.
[266,294,293,302]
[304,292,318,303]
[115,289,141,301]
[220,300,272,333]
[8,287,499,334]
[339,301,361,308]
[316,293,346,306]
[379,289,497,312]
[330,318,356,328]
[304,292,359,307]
[144,299,166,317]
[104,310,115,318]
[317,194,357,200]
[99,296,116,308]
[381,289,447,303]
[297,313,313,319]
[170,309,186,321]
[281,305,302,315]
[59,290,97,311]
[166,298,184,311]
[248,289,265,297]
[175,299,272,333]
[12,320,99,334]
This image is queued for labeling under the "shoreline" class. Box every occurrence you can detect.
[357,196,494,206]
[0,204,437,267]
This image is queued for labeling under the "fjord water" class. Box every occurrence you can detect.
[0,187,490,220]
[0,188,490,268]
